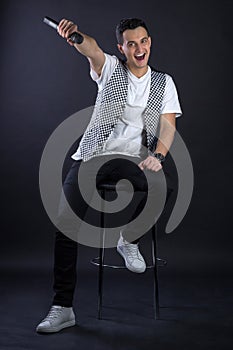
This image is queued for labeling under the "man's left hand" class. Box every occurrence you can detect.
[138,156,162,173]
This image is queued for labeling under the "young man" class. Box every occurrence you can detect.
[36,17,182,333]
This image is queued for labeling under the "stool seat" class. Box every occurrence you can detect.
[97,182,137,192]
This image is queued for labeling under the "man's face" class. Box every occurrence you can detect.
[117,26,151,73]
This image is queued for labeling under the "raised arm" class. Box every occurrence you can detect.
[57,19,105,77]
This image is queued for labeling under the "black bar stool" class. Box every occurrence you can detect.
[91,182,167,320]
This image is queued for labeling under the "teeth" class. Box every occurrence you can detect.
[135,53,144,57]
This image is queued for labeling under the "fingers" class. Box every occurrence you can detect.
[138,156,162,173]
[138,161,144,170]
[57,19,78,44]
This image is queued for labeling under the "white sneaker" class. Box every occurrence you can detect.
[117,235,146,273]
[36,305,76,333]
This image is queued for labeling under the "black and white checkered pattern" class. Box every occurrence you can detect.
[79,61,166,161]
[144,68,166,152]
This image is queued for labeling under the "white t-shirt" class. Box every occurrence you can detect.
[72,53,182,160]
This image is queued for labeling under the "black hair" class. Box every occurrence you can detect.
[116,18,150,44]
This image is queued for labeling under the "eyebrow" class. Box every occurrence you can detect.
[127,37,148,44]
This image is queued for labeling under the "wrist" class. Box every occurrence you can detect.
[152,152,166,164]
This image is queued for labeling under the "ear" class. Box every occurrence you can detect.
[117,43,124,55]
[148,36,152,48]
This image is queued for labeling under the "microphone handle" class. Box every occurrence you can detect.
[43,16,84,44]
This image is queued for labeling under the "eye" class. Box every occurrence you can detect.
[142,38,148,44]
[128,42,136,48]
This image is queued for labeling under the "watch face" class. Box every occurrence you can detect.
[154,153,165,162]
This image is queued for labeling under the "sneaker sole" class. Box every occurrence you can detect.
[117,246,146,273]
[36,319,76,333]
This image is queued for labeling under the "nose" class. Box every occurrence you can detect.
[135,43,144,52]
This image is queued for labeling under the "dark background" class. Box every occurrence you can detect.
[0,0,232,349]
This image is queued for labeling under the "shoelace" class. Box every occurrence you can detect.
[124,243,140,261]
[43,307,63,322]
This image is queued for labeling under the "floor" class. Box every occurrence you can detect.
[0,240,232,350]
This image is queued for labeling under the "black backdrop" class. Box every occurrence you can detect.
[0,0,232,272]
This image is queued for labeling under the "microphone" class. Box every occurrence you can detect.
[43,16,84,44]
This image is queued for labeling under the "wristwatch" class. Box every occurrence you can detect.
[152,153,166,164]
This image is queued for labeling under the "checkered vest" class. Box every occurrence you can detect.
[79,60,166,161]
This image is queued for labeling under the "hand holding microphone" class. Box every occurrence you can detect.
[43,16,84,45]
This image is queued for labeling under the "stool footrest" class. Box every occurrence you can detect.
[91,256,167,269]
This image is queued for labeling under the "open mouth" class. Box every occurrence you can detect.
[134,53,146,61]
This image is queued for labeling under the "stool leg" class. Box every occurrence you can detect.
[98,190,105,320]
[152,224,160,319]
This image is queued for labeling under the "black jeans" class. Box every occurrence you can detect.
[53,155,173,307]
